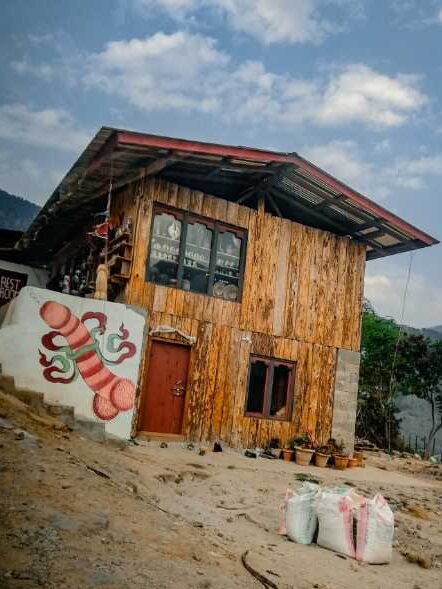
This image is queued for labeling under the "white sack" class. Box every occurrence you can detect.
[356,494,394,564]
[315,489,356,558]
[285,483,319,545]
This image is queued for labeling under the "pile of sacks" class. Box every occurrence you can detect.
[279,483,394,564]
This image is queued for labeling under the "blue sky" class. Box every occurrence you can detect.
[0,0,441,327]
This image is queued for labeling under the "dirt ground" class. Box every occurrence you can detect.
[0,391,441,589]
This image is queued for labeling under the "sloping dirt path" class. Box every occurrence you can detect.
[0,390,441,589]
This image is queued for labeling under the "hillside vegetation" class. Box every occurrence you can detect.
[0,188,40,231]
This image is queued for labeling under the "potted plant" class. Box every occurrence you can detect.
[314,444,331,467]
[330,439,349,470]
[294,431,315,466]
[353,448,364,467]
[281,442,295,462]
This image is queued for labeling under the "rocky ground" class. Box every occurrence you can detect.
[0,390,441,589]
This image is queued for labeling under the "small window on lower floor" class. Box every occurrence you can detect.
[245,356,294,421]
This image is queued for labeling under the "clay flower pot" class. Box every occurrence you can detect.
[295,447,314,466]
[347,457,359,468]
[314,452,330,467]
[353,451,364,466]
[333,455,349,470]
[281,449,294,462]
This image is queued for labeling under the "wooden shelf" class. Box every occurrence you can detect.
[217,251,240,260]
[215,271,239,280]
[105,241,133,257]
[153,233,180,245]
[107,254,132,265]
[101,237,133,287]
[110,273,130,284]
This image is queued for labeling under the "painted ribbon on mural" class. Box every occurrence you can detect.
[39,301,137,421]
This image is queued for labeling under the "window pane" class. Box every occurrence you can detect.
[246,360,267,414]
[213,230,242,301]
[148,212,181,286]
[182,221,212,294]
[270,364,291,418]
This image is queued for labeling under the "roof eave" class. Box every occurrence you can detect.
[17,126,439,260]
[116,130,438,248]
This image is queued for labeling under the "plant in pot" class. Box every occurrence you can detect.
[314,444,331,467]
[330,438,349,470]
[347,456,359,468]
[353,447,364,467]
[281,441,295,462]
[294,431,315,466]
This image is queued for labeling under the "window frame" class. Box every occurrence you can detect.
[146,203,247,301]
[244,355,295,421]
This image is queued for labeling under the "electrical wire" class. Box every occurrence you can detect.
[387,251,414,453]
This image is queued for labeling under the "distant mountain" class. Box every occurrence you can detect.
[403,324,442,342]
[421,327,442,341]
[0,188,40,232]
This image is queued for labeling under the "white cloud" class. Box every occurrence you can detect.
[374,139,391,154]
[16,39,426,131]
[77,33,427,130]
[390,0,442,28]
[11,60,57,82]
[134,0,198,14]
[316,65,427,128]
[132,0,364,44]
[303,140,442,201]
[303,140,392,200]
[84,32,228,112]
[304,140,374,188]
[28,32,58,45]
[0,104,89,153]
[12,31,84,86]
[400,153,442,176]
[385,153,442,192]
[212,0,330,45]
[365,267,442,328]
[0,152,63,204]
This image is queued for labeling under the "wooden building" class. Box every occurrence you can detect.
[17,128,438,450]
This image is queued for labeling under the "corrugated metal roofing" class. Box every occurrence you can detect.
[17,127,438,262]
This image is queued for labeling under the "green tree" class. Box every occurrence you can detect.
[396,335,442,458]
[356,302,402,448]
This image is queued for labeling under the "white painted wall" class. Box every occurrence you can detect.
[0,286,146,439]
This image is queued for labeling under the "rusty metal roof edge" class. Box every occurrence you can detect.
[290,154,439,247]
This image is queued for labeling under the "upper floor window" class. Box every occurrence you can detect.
[146,205,246,302]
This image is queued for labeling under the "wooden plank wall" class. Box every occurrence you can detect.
[136,311,337,448]
[112,177,366,447]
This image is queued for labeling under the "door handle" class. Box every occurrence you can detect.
[171,380,186,397]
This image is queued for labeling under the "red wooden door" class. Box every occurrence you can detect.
[140,340,190,434]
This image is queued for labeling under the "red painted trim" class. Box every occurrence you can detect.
[116,131,295,164]
[291,155,438,246]
[114,130,438,246]
[84,133,119,178]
